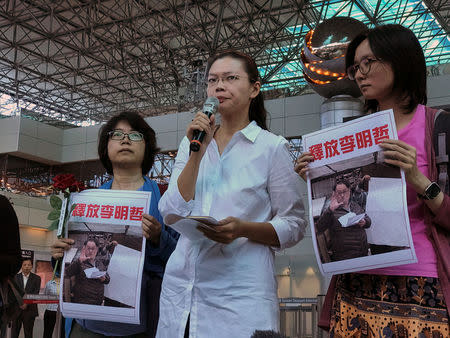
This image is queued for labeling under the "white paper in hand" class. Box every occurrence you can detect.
[338,212,366,227]
[83,267,107,279]
[104,244,140,307]
[165,214,219,241]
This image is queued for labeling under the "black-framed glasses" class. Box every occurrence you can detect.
[108,130,144,142]
[347,57,381,80]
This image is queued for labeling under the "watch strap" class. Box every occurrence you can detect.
[417,182,441,200]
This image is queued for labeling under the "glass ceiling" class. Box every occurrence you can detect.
[1,0,449,122]
[261,0,450,92]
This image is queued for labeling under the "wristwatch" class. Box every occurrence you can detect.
[417,182,441,200]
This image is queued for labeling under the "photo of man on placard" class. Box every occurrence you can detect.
[65,238,110,305]
[63,224,143,309]
[310,152,412,269]
[316,178,372,262]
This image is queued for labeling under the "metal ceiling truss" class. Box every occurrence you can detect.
[0,0,449,128]
[0,153,112,194]
[287,136,302,164]
[0,151,177,195]
[149,152,177,184]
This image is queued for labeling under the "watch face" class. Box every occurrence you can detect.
[425,182,441,199]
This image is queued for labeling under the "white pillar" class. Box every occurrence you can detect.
[320,95,364,129]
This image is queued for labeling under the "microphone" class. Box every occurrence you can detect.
[190,97,220,152]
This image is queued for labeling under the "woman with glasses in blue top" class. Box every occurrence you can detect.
[52,111,179,338]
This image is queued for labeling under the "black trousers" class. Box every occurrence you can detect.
[11,310,35,338]
[184,315,190,338]
[146,275,162,338]
[43,310,65,338]
[43,309,68,338]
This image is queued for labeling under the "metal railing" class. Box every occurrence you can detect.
[279,296,329,338]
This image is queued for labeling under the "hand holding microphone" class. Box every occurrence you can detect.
[188,97,219,152]
[179,97,219,202]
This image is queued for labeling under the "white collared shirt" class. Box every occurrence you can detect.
[22,273,30,289]
[44,279,60,311]
[157,121,306,338]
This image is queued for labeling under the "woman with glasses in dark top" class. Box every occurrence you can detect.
[52,111,179,338]
[296,24,449,336]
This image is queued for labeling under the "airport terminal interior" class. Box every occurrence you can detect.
[1,0,449,337]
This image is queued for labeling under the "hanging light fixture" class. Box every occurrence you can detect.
[300,17,367,98]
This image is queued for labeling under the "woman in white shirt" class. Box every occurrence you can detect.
[157,50,306,338]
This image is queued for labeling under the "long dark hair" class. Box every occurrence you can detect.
[346,24,427,113]
[98,111,160,175]
[206,50,268,130]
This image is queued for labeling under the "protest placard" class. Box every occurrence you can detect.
[60,189,151,324]
[302,109,416,276]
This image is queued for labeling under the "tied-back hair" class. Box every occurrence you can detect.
[98,111,160,175]
[346,24,427,113]
[206,49,268,130]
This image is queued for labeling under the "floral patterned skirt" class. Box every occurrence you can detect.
[330,273,449,337]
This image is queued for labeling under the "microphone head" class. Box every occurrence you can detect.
[203,97,220,116]
[189,141,201,152]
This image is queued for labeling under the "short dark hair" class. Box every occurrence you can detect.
[333,179,351,191]
[206,50,268,130]
[84,238,99,247]
[346,24,427,113]
[21,258,33,265]
[98,111,160,175]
